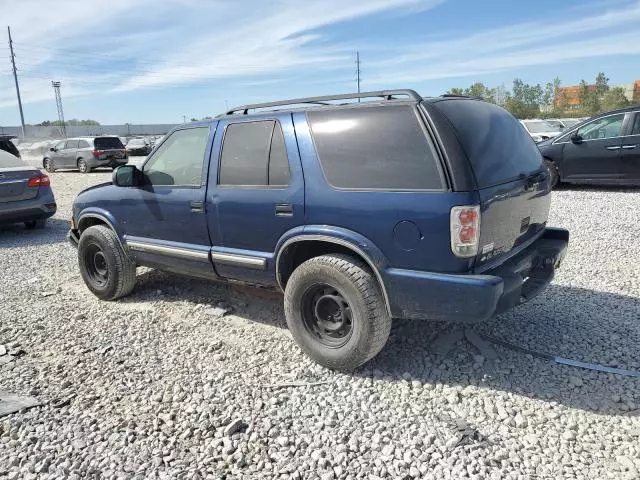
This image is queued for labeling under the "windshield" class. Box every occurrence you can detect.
[94,137,124,149]
[523,121,557,133]
[432,99,543,188]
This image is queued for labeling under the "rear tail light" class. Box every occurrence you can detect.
[92,149,103,157]
[450,205,480,257]
[27,174,50,187]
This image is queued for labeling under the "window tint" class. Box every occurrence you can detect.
[432,99,543,187]
[94,137,124,149]
[630,114,640,136]
[268,123,290,186]
[308,105,442,190]
[219,121,290,186]
[78,140,90,148]
[577,114,624,140]
[65,139,79,149]
[143,127,209,186]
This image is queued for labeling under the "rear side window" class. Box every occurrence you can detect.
[308,105,442,190]
[219,121,290,186]
[94,137,124,149]
[66,139,79,149]
[78,140,90,148]
[628,113,640,136]
[432,99,543,188]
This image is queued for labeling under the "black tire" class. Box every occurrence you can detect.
[25,218,46,229]
[544,159,559,189]
[78,225,136,300]
[284,253,391,371]
[43,158,55,173]
[77,158,90,174]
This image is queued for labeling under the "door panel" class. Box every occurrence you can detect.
[560,113,625,181]
[620,112,640,183]
[109,126,216,277]
[64,140,79,168]
[206,114,304,284]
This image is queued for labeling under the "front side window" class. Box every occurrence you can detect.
[577,114,624,140]
[143,127,209,187]
[218,121,290,187]
[308,105,442,190]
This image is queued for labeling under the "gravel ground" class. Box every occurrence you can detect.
[1,169,639,480]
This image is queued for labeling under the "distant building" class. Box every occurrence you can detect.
[554,80,640,111]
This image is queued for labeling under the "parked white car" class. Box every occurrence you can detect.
[519,120,563,142]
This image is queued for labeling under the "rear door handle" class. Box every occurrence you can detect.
[622,145,637,149]
[605,146,621,150]
[190,201,204,213]
[275,203,293,217]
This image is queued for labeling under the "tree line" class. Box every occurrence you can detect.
[447,72,633,119]
[36,119,101,126]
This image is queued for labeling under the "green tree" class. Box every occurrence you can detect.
[602,87,630,111]
[462,82,496,102]
[595,72,609,97]
[446,87,464,95]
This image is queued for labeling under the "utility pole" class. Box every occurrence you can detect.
[355,51,361,102]
[183,115,187,123]
[7,26,26,137]
[51,81,66,137]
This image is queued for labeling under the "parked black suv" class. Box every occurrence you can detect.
[69,90,569,371]
[539,105,640,187]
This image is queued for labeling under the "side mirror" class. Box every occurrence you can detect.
[112,165,140,187]
[570,132,582,144]
[49,147,56,152]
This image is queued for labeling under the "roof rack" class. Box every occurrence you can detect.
[440,94,484,100]
[225,89,422,115]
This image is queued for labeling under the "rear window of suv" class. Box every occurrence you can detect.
[432,99,543,188]
[308,105,443,190]
[94,137,124,149]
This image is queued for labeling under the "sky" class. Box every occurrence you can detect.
[1,0,640,125]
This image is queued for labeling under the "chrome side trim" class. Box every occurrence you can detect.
[210,251,267,270]
[276,235,392,316]
[127,241,210,261]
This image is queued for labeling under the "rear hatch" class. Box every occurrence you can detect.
[94,137,126,160]
[0,152,41,203]
[430,98,551,271]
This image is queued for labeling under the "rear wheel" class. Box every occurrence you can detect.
[544,159,559,189]
[284,253,391,371]
[25,219,46,229]
[43,158,55,173]
[77,158,90,174]
[78,225,136,300]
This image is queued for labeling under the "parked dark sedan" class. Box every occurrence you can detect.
[539,105,640,187]
[0,150,56,229]
[125,137,152,156]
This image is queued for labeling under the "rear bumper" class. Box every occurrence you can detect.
[87,158,128,169]
[0,193,57,225]
[385,227,569,322]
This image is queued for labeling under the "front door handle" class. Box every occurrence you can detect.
[190,201,204,213]
[622,145,637,150]
[275,203,293,217]
[605,146,621,150]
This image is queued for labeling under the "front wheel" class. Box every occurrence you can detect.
[284,254,391,371]
[77,158,90,174]
[44,158,55,173]
[78,225,137,300]
[544,159,559,189]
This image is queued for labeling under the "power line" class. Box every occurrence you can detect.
[8,26,25,136]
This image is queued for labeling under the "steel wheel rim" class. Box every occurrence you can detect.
[84,242,109,287]
[44,159,51,170]
[79,160,86,172]
[301,284,353,348]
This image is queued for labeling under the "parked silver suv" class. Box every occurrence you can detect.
[43,136,128,173]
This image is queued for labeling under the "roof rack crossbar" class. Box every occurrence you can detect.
[225,89,422,115]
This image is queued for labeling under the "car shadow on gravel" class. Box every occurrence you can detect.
[0,217,69,248]
[555,184,640,192]
[125,270,639,415]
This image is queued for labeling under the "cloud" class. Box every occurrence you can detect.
[363,1,640,85]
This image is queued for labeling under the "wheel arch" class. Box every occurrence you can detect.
[276,235,391,316]
[77,212,130,260]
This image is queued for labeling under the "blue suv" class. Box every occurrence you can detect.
[68,90,569,371]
